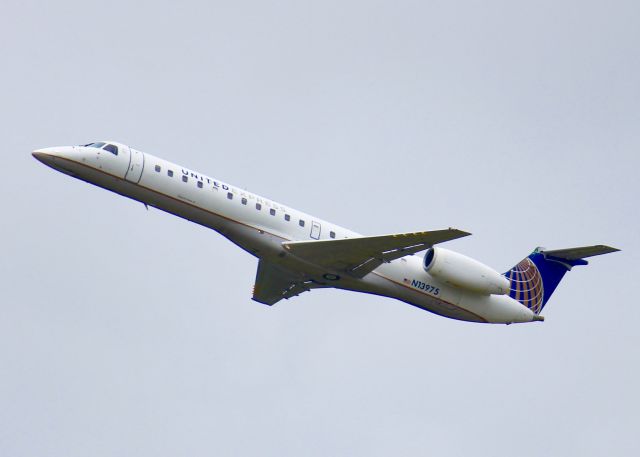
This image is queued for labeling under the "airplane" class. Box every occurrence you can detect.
[32,141,619,324]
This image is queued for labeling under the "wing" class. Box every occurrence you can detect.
[252,259,315,306]
[283,228,470,278]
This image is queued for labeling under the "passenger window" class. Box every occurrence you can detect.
[256,203,262,210]
[299,220,305,227]
[182,175,188,183]
[269,209,276,216]
[241,198,247,205]
[284,214,290,221]
[227,192,233,200]
[155,165,161,172]
[103,144,118,155]
[330,231,336,238]
[168,170,174,177]
[197,181,203,188]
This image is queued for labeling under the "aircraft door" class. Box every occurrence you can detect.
[310,221,321,240]
[124,147,144,183]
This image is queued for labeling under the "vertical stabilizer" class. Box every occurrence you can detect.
[504,245,619,314]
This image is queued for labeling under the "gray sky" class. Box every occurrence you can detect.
[1,1,638,455]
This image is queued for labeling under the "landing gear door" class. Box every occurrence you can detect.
[124,146,144,183]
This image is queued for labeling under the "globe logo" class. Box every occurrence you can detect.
[505,258,545,314]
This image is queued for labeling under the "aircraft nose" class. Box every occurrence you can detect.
[32,147,60,165]
[32,149,49,163]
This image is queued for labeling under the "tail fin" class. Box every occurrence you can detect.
[503,245,619,314]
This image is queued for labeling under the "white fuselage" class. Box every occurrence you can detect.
[33,142,536,324]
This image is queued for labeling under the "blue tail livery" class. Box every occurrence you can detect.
[504,245,619,314]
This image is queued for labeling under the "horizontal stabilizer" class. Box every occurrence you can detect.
[283,228,470,278]
[542,245,620,261]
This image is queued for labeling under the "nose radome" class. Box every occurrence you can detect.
[33,146,58,156]
[32,146,71,166]
[32,148,54,163]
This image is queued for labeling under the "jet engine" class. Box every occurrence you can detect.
[423,247,510,295]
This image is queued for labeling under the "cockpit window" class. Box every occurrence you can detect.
[84,142,106,148]
[103,144,118,155]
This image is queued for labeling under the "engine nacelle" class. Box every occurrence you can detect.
[423,247,510,295]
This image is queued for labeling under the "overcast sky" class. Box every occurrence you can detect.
[1,1,638,456]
